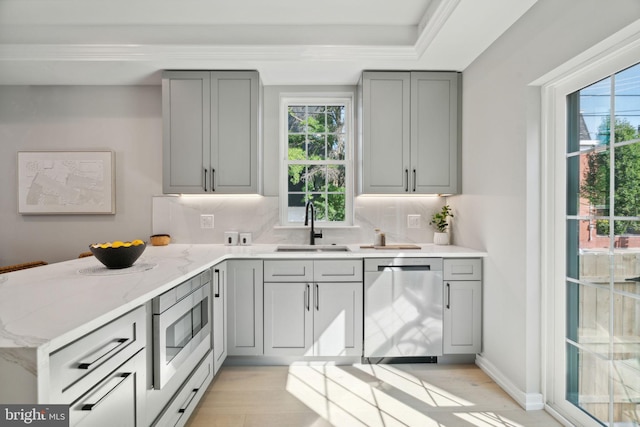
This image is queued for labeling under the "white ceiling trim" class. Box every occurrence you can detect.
[0,43,420,62]
[0,1,457,65]
[415,0,461,57]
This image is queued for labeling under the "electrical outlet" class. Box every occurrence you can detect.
[200,214,214,229]
[407,214,421,229]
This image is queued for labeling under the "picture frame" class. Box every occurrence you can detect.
[17,151,115,215]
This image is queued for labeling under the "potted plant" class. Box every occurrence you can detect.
[430,204,454,245]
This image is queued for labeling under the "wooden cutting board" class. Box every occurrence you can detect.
[359,244,421,250]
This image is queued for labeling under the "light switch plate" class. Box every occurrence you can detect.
[407,214,421,229]
[200,214,214,229]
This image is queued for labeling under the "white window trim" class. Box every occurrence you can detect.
[278,93,355,227]
[540,25,640,426]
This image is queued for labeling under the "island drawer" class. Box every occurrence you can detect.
[48,305,146,404]
[443,258,482,281]
[264,260,313,282]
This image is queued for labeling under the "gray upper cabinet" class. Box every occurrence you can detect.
[162,70,260,194]
[360,71,461,194]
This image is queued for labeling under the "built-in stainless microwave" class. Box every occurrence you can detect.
[152,269,212,390]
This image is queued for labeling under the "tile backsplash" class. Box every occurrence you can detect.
[152,195,447,245]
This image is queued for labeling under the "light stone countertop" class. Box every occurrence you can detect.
[0,243,487,354]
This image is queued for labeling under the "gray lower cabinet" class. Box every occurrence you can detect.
[212,262,227,372]
[443,259,482,354]
[227,260,264,356]
[162,70,260,194]
[48,306,147,426]
[263,259,363,357]
[360,70,461,194]
[70,350,146,427]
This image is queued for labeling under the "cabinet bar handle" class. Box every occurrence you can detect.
[314,283,319,311]
[214,269,220,298]
[81,373,131,411]
[203,168,208,192]
[211,168,215,192]
[446,282,451,309]
[413,169,416,192]
[405,169,409,192]
[178,388,199,413]
[77,338,129,370]
[305,284,310,311]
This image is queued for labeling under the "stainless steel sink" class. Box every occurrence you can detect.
[275,245,350,252]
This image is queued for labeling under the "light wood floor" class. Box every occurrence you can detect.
[186,363,562,427]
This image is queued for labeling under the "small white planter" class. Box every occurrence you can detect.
[433,232,450,245]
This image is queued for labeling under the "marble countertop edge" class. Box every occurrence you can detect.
[0,243,487,352]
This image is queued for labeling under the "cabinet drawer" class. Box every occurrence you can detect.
[49,306,146,404]
[314,260,362,282]
[443,258,482,281]
[153,351,213,427]
[264,260,313,282]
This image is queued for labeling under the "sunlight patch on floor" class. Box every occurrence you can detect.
[454,411,526,427]
[355,363,474,407]
[284,363,532,426]
[286,363,446,426]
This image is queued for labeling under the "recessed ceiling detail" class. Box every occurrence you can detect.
[0,0,537,85]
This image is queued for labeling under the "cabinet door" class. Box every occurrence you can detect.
[411,72,460,194]
[210,71,259,193]
[162,71,211,194]
[443,281,481,354]
[227,260,264,356]
[361,71,411,193]
[264,282,312,356]
[314,282,363,357]
[212,264,227,372]
[70,350,145,427]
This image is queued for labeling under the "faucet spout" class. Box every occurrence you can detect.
[304,201,323,245]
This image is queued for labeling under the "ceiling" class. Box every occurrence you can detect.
[0,0,538,85]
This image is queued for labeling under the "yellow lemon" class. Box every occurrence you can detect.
[123,242,132,247]
[111,241,124,248]
[131,239,144,246]
[99,242,111,249]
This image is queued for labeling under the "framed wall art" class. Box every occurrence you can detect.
[17,151,115,215]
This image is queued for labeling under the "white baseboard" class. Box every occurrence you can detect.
[475,354,545,411]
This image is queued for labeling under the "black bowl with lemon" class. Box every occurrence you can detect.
[89,240,146,269]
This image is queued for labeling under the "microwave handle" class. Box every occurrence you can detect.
[214,269,220,298]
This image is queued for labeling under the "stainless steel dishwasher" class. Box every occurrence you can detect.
[364,257,443,358]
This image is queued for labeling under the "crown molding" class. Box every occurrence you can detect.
[0,43,420,63]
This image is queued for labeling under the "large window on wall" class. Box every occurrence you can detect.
[280,97,353,226]
[566,62,640,426]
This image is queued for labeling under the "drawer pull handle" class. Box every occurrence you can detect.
[178,388,199,413]
[78,338,129,370]
[81,372,131,411]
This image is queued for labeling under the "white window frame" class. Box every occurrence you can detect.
[279,94,354,227]
[540,28,640,427]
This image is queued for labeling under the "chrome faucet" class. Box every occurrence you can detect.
[304,201,323,245]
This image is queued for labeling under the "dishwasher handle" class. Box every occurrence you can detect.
[378,265,432,272]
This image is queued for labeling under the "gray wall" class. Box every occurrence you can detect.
[0,86,162,264]
[0,83,443,265]
[450,0,640,405]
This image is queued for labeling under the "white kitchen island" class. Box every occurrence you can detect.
[0,243,486,423]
